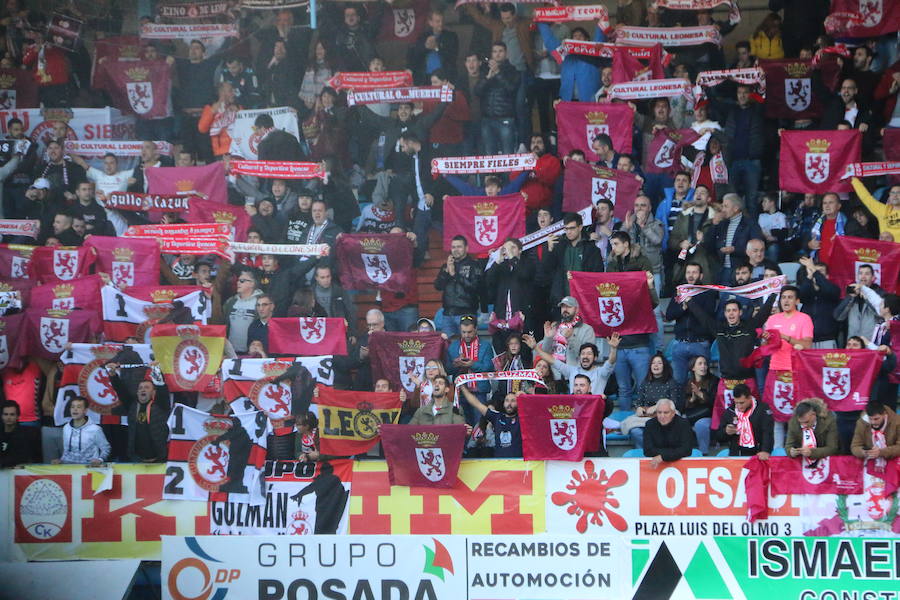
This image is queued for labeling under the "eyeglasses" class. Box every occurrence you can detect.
[238,278,252,284]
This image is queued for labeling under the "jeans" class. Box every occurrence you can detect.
[531,77,561,136]
[384,305,419,332]
[481,117,517,156]
[773,421,787,449]
[730,159,761,217]
[630,426,645,452]
[671,340,711,385]
[615,346,651,410]
[693,417,712,455]
[440,313,463,337]
[835,411,860,454]
[412,207,431,266]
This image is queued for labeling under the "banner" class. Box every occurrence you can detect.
[65,140,172,157]
[140,23,239,39]
[229,159,323,179]
[0,107,135,150]
[151,323,225,392]
[101,284,211,342]
[695,67,766,99]
[828,236,900,294]
[98,60,172,119]
[762,368,795,423]
[222,356,335,387]
[326,71,413,90]
[29,274,104,314]
[316,387,403,456]
[760,59,822,119]
[241,0,309,7]
[0,244,34,279]
[556,101,635,158]
[754,456,865,496]
[381,424,467,488]
[164,404,270,504]
[611,44,665,85]
[675,275,786,303]
[0,278,31,313]
[156,1,231,19]
[268,318,348,356]
[841,162,900,179]
[616,25,721,47]
[29,246,96,283]
[653,0,733,7]
[346,86,453,106]
[431,153,537,176]
[780,129,861,194]
[227,106,300,160]
[791,349,882,412]
[105,192,193,212]
[826,0,900,37]
[443,193,525,254]
[0,312,23,369]
[84,236,160,288]
[22,308,101,361]
[335,233,414,294]
[0,220,38,238]
[563,161,641,220]
[0,67,38,108]
[158,237,233,261]
[518,394,604,461]
[230,242,327,256]
[124,223,231,239]
[47,13,82,52]
[368,331,448,393]
[146,162,228,203]
[553,41,672,65]
[644,127,701,175]
[533,5,609,26]
[607,78,693,101]
[568,271,656,336]
[186,198,250,241]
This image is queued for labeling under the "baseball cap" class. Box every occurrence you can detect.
[30,178,51,190]
[558,296,578,308]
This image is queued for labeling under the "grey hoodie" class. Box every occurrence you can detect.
[60,420,111,464]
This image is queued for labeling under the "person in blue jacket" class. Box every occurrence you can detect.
[537,16,607,102]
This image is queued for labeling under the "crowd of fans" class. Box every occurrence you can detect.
[0,1,899,469]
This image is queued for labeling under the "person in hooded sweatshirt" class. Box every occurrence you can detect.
[53,396,110,466]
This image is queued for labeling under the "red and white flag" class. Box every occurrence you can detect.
[140,23,239,39]
[0,220,39,238]
[316,386,403,456]
[186,198,251,242]
[762,369,796,423]
[443,193,525,254]
[712,378,758,430]
[124,223,232,239]
[335,234,414,294]
[553,41,672,65]
[84,236,160,288]
[518,394,604,461]
[769,456,864,495]
[841,162,900,179]
[380,424,467,488]
[568,271,656,337]
[231,242,327,257]
[229,160,325,180]
[556,101,634,158]
[828,236,900,294]
[98,59,172,119]
[101,284,211,342]
[534,5,609,28]
[644,128,700,175]
[760,59,822,119]
[612,44,666,84]
[0,244,34,279]
[562,161,640,220]
[431,153,536,176]
[146,162,228,203]
[791,349,883,412]
[675,275,786,303]
[347,86,452,106]
[268,318,348,356]
[29,274,104,315]
[326,71,413,91]
[779,130,861,194]
[368,332,448,394]
[378,0,430,42]
[0,313,24,370]
[29,246,96,284]
[616,25,720,47]
[0,67,38,108]
[22,308,101,361]
[826,0,900,37]
[158,237,233,261]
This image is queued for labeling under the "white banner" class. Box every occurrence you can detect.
[65,140,172,157]
[221,356,335,387]
[140,23,240,40]
[431,153,537,175]
[607,79,694,101]
[616,25,721,47]
[0,107,135,149]
[227,106,300,160]
[100,284,211,327]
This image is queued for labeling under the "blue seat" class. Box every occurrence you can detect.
[716,448,730,457]
[772,447,787,456]
[691,448,703,457]
[623,448,645,458]
[709,339,720,364]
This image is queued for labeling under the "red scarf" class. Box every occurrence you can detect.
[553,315,582,362]
[872,425,887,471]
[735,398,756,448]
[460,336,480,390]
[802,422,818,468]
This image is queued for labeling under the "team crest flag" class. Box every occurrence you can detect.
[378,0,429,41]
[791,349,882,412]
[0,244,35,279]
[84,236,160,288]
[768,456,865,495]
[164,404,271,504]
[316,386,403,456]
[98,60,172,119]
[763,369,796,423]
[186,197,250,242]
[29,246,96,283]
[779,130,861,194]
[644,128,700,175]
[611,43,665,84]
[827,0,900,37]
[380,424,467,487]
[562,160,641,220]
[23,308,101,361]
[0,313,24,370]
[0,67,38,108]
[828,236,900,295]
[712,378,758,429]
[556,101,634,158]
[101,284,211,342]
[29,274,103,314]
[146,162,228,204]
[518,394,604,461]
[760,59,822,119]
[268,318,348,356]
[568,271,656,337]
[368,331,448,394]
[335,233,414,294]
[150,323,225,392]
[443,193,525,254]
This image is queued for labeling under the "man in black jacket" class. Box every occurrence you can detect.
[542,211,604,305]
[435,234,482,336]
[408,10,459,84]
[474,42,519,156]
[397,132,435,266]
[288,199,343,271]
[797,257,841,348]
[723,87,764,217]
[715,383,774,458]
[485,237,535,351]
[255,114,304,163]
[0,401,34,467]
[313,265,356,335]
[665,262,717,385]
[703,193,763,284]
[643,399,695,466]
[108,365,170,463]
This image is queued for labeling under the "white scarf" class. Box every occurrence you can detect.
[735,398,757,448]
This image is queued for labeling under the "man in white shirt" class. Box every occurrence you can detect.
[524,332,620,395]
[72,152,130,235]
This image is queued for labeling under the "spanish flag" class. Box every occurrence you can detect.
[150,323,225,392]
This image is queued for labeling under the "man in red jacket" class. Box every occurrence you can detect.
[425,70,470,158]
[511,134,561,214]
[22,25,71,108]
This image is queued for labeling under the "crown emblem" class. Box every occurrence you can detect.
[113,247,134,262]
[292,510,309,522]
[823,352,850,368]
[46,309,70,318]
[0,74,14,89]
[474,201,497,216]
[360,237,385,253]
[175,179,195,193]
[592,167,614,178]
[90,344,122,360]
[125,67,150,82]
[0,321,5,332]
[854,247,880,262]
[41,108,73,122]
[805,138,831,154]
[150,288,178,304]
[213,210,236,224]
[595,282,620,297]
[398,339,426,356]
[52,283,74,298]
[356,401,374,412]
[203,417,232,434]
[262,360,290,377]
[777,371,793,384]
[9,244,35,257]
[175,324,201,339]
[119,45,140,59]
[785,62,809,77]
[549,404,575,419]
[0,282,11,292]
[412,431,440,447]
[585,111,608,125]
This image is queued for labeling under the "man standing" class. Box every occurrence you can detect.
[460,385,522,457]
[224,268,264,354]
[834,265,886,339]
[797,257,841,349]
[704,193,762,284]
[805,193,845,263]
[851,402,900,464]
[786,399,839,458]
[715,383,774,458]
[643,399,696,466]
[111,368,170,463]
[247,294,275,354]
[669,184,717,285]
[473,42,520,156]
[723,85,764,216]
[53,397,110,466]
[511,134,560,215]
[408,10,459,84]
[656,171,695,245]
[434,235,481,336]
[409,376,466,425]
[34,140,86,205]
[312,265,356,331]
[447,315,493,424]
[72,181,112,236]
[398,132,434,266]
[666,262,716,384]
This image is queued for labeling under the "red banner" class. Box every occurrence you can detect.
[335,233,414,294]
[229,160,325,180]
[268,318,348,356]
[827,0,900,37]
[828,236,900,294]
[98,60,172,119]
[158,237,233,261]
[368,332,448,393]
[841,161,900,179]
[712,378,758,430]
[644,128,700,175]
[29,246,96,284]
[760,59,822,119]
[0,245,34,280]
[568,271,656,337]
[0,67,38,108]
[380,424,467,487]
[146,163,228,203]
[326,71,413,91]
[779,129,861,194]
[0,312,24,370]
[84,236,160,288]
[29,274,104,314]
[553,41,672,65]
[769,456,864,495]
[563,161,641,220]
[0,279,33,314]
[22,308,101,361]
[317,387,402,456]
[534,5,609,28]
[91,36,142,89]
[556,101,634,158]
[791,349,883,412]
[612,43,665,85]
[0,220,39,238]
[186,198,250,242]
[443,193,525,254]
[518,394,604,461]
[105,192,193,212]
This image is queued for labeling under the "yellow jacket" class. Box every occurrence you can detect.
[750,32,784,60]
[852,177,900,242]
